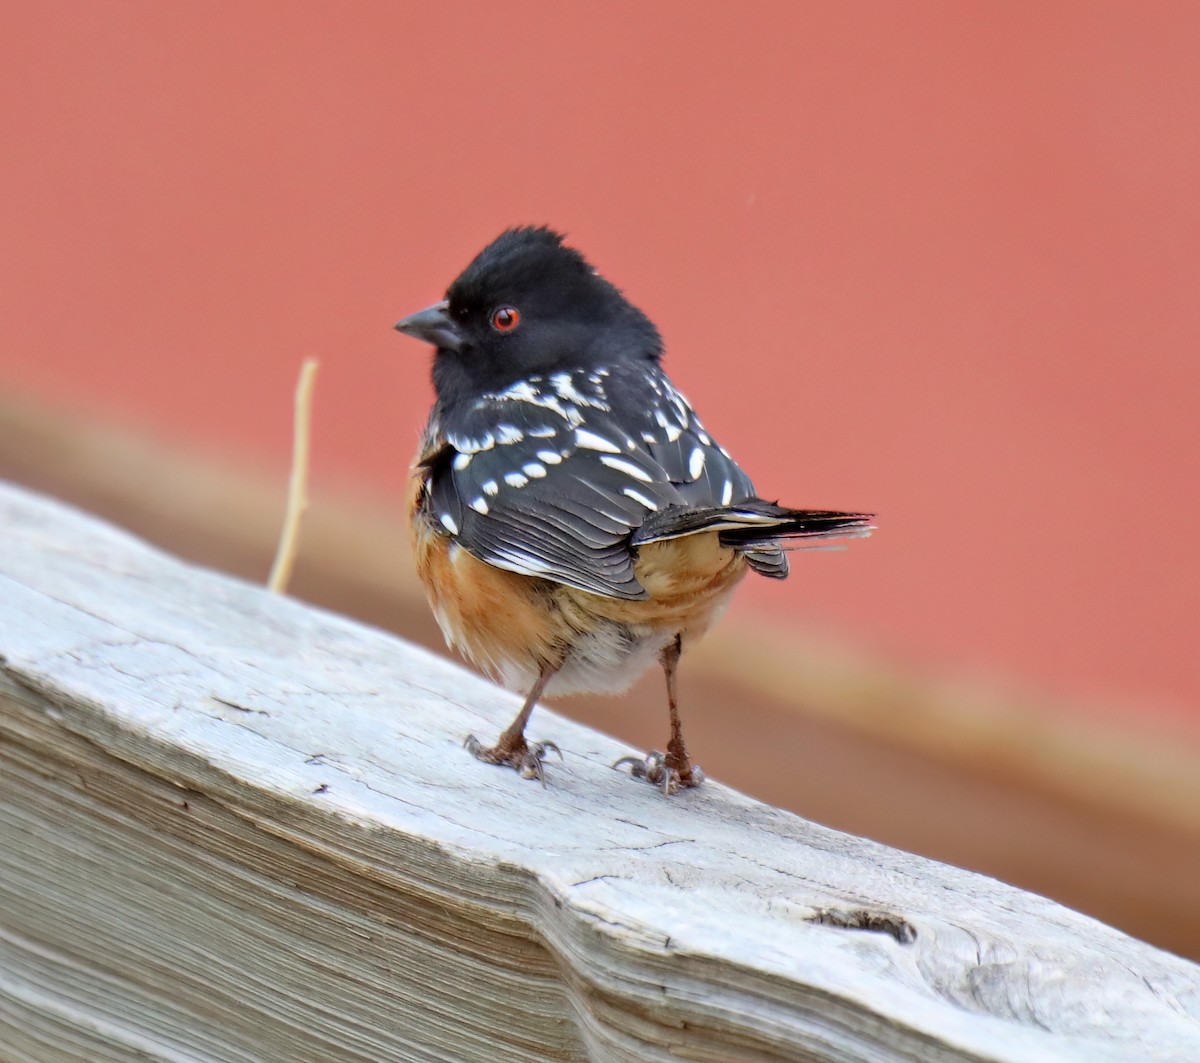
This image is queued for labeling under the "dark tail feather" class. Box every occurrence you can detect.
[633,501,874,548]
[726,508,873,582]
[742,546,791,578]
[634,502,872,582]
[721,508,875,547]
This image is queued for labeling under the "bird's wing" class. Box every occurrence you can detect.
[420,367,755,600]
[610,364,758,510]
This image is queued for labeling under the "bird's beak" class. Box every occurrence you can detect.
[393,299,464,352]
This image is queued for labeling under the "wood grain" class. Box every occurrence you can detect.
[2,481,1199,1062]
[2,396,1200,967]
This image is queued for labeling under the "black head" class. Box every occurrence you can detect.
[395,227,662,409]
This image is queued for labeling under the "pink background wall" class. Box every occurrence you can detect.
[2,2,1197,733]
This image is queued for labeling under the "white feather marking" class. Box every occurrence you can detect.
[469,497,489,514]
[495,548,552,574]
[452,452,472,470]
[528,425,558,438]
[536,449,563,464]
[575,427,622,453]
[483,378,584,427]
[504,471,529,488]
[720,478,734,505]
[622,487,659,510]
[440,513,459,535]
[493,379,541,402]
[600,454,654,482]
[551,371,609,409]
[666,386,693,426]
[482,479,499,496]
[495,424,524,444]
[729,509,780,522]
[665,422,683,443]
[450,431,494,453]
[688,447,706,479]
[523,462,547,478]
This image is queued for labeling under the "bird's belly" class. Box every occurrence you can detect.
[412,517,746,696]
[537,623,674,697]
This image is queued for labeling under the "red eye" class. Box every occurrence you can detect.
[491,306,520,332]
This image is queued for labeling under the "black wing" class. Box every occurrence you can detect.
[423,366,755,599]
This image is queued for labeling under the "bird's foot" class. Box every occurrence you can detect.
[613,750,704,796]
[465,733,561,785]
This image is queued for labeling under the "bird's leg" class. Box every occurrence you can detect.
[465,662,562,785]
[660,635,698,784]
[614,635,704,795]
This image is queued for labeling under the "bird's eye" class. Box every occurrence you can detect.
[491,306,521,332]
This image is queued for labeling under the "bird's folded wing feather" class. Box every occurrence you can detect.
[420,366,756,600]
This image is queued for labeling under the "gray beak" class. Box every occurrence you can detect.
[393,299,464,352]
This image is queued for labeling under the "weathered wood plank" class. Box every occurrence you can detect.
[1,481,1198,1062]
[6,394,1200,972]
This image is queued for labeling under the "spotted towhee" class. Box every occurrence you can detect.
[395,227,871,794]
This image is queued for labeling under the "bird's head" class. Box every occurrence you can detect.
[395,227,662,407]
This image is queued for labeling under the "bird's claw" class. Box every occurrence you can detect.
[465,734,561,786]
[613,750,704,796]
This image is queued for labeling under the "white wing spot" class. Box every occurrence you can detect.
[575,427,622,453]
[483,378,584,427]
[622,487,659,510]
[536,449,563,464]
[720,478,734,505]
[665,423,683,443]
[452,452,472,471]
[451,431,495,453]
[482,479,499,496]
[641,431,658,444]
[689,447,706,479]
[494,379,541,402]
[523,462,547,478]
[600,454,654,482]
[504,471,529,488]
[666,385,693,427]
[469,497,489,515]
[495,424,524,445]
[550,371,608,409]
[698,431,712,445]
[440,513,460,535]
[495,547,553,575]
[528,425,558,438]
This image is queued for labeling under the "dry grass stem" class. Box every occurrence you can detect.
[268,357,319,593]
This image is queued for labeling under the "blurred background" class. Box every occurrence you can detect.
[2,3,1198,957]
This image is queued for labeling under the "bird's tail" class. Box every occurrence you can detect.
[632,501,874,548]
[632,501,872,580]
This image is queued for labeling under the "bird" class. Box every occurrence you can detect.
[394,227,872,794]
